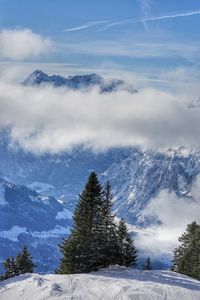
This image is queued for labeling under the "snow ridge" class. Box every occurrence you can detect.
[0,268,200,300]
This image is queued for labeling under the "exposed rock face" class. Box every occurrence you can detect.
[23,70,137,93]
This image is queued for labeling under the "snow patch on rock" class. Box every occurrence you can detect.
[0,184,7,206]
[0,226,27,241]
[28,182,54,193]
[56,209,73,220]
[0,225,70,242]
[32,226,70,238]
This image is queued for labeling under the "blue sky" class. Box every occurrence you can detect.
[0,0,200,85]
[1,1,200,156]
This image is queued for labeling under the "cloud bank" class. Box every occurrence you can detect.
[135,177,200,259]
[0,77,199,154]
[0,29,51,61]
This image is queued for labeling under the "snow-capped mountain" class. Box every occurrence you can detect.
[23,70,137,93]
[1,268,200,300]
[0,131,132,209]
[1,131,200,224]
[0,177,72,273]
[103,149,200,225]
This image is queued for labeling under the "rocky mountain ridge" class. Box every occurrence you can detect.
[23,70,137,93]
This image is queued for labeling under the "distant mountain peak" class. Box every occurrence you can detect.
[23,70,137,93]
[32,69,46,76]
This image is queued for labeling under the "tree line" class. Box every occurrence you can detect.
[0,246,35,281]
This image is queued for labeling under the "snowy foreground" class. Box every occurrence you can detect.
[0,267,200,300]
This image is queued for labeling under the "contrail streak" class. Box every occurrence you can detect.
[63,21,109,32]
[101,9,200,30]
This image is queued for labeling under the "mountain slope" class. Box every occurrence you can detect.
[23,70,137,93]
[0,268,200,299]
[1,130,200,270]
[103,149,200,225]
[0,178,72,273]
[2,130,199,225]
[0,132,132,208]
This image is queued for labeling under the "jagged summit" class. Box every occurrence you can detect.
[23,70,137,93]
[22,69,98,89]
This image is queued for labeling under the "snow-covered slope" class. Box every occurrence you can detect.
[0,268,200,300]
[103,149,200,225]
[0,132,131,207]
[0,178,72,273]
[23,70,137,93]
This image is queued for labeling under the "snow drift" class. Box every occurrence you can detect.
[0,267,200,299]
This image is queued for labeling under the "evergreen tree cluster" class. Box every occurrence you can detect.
[142,257,152,271]
[57,172,137,274]
[0,246,35,281]
[172,221,200,280]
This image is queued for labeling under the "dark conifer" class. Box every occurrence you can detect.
[142,257,152,270]
[3,257,17,279]
[56,235,77,274]
[101,182,119,267]
[15,246,35,274]
[117,218,137,267]
[1,246,35,281]
[58,172,104,274]
[173,221,200,280]
[58,173,138,274]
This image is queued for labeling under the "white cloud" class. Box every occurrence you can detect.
[135,179,200,258]
[0,29,51,61]
[139,0,153,16]
[0,76,200,154]
[61,38,200,64]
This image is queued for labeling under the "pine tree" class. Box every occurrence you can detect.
[15,246,35,274]
[100,182,119,267]
[57,173,139,274]
[170,262,176,272]
[173,221,200,280]
[142,257,152,270]
[56,235,77,274]
[58,172,104,274]
[117,219,137,267]
[3,257,17,279]
[0,246,35,281]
